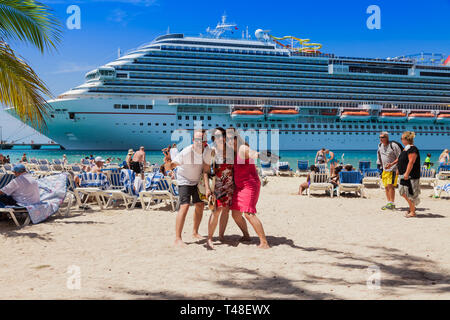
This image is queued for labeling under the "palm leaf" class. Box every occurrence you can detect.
[0,0,61,53]
[0,41,50,129]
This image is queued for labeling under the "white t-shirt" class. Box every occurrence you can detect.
[0,173,40,205]
[173,145,211,186]
[170,148,179,160]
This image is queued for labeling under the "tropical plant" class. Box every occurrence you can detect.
[0,0,61,129]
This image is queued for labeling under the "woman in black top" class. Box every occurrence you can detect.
[386,131,421,217]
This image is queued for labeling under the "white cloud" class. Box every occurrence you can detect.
[50,62,96,74]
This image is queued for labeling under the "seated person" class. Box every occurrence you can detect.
[91,157,105,174]
[344,164,354,171]
[298,165,319,195]
[330,166,343,189]
[0,164,40,207]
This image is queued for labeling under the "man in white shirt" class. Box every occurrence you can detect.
[0,164,40,207]
[165,130,212,247]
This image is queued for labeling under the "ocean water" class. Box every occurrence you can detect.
[1,148,444,169]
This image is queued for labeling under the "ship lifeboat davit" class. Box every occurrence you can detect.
[267,109,299,120]
[379,112,407,122]
[436,114,450,124]
[231,110,265,121]
[340,111,371,121]
[407,112,436,122]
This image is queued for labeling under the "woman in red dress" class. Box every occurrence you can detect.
[226,128,270,249]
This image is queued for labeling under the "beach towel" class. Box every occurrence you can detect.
[78,172,110,190]
[5,173,69,225]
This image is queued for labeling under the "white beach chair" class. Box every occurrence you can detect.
[420,166,437,187]
[362,169,382,188]
[308,172,333,198]
[433,183,450,199]
[103,169,139,210]
[139,174,179,212]
[437,165,450,180]
[75,172,110,209]
[276,161,294,176]
[260,161,275,176]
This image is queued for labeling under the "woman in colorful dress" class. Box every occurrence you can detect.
[226,128,270,249]
[204,128,235,249]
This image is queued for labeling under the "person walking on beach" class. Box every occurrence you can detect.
[385,131,421,218]
[131,146,146,180]
[325,149,338,175]
[377,132,402,211]
[204,128,235,249]
[165,130,212,247]
[227,128,270,249]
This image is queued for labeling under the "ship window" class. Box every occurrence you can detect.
[179,124,182,127]
[257,124,262,128]
[163,123,167,126]
[155,123,159,126]
[186,124,189,127]
[148,123,151,126]
[311,125,315,128]
[200,116,204,120]
[178,116,182,120]
[291,124,295,128]
[140,123,143,126]
[146,105,153,109]
[297,124,302,128]
[185,116,189,120]
[250,124,255,128]
[114,104,120,109]
[264,124,268,128]
[243,124,248,128]
[305,125,309,128]
[130,105,137,109]
[284,124,289,128]
[193,116,197,120]
[278,124,282,128]
[207,116,211,120]
[336,125,340,129]
[171,123,174,126]
[138,105,145,109]
[318,125,322,128]
[122,105,129,109]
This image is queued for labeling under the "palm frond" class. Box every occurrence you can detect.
[0,0,62,53]
[0,41,51,129]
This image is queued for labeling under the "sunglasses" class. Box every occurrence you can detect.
[379,136,386,139]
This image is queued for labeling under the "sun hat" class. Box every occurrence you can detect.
[95,156,105,163]
[128,149,134,155]
[12,164,26,173]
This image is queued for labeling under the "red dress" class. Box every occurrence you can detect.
[231,153,261,214]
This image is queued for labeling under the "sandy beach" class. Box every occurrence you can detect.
[0,176,449,300]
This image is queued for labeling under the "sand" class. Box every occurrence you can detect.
[0,176,449,300]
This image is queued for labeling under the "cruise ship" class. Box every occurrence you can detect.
[8,16,450,150]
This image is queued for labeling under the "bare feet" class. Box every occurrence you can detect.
[405,212,417,218]
[219,236,225,242]
[174,239,187,247]
[193,233,205,240]
[207,239,215,249]
[258,242,270,249]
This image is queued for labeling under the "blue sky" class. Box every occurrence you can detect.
[1,0,449,143]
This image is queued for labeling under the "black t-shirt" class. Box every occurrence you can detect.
[397,145,421,179]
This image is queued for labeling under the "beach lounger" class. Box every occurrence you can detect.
[276,161,293,176]
[76,172,110,209]
[104,169,139,210]
[433,183,450,198]
[0,167,6,174]
[358,160,371,172]
[315,163,328,174]
[3,164,13,172]
[38,159,50,165]
[0,173,73,227]
[30,158,38,165]
[140,173,179,211]
[362,169,382,188]
[52,159,63,165]
[308,172,333,198]
[437,165,450,180]
[51,164,65,172]
[260,161,275,176]
[420,166,437,187]
[295,160,309,176]
[338,171,365,197]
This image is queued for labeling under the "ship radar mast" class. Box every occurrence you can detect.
[206,13,237,38]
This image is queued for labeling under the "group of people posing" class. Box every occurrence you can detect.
[163,128,270,249]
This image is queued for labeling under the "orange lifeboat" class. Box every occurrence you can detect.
[408,112,435,122]
[436,113,450,124]
[340,111,371,121]
[379,112,407,122]
[268,109,299,120]
[231,110,264,120]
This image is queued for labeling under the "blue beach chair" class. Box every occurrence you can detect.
[361,168,382,188]
[358,161,371,172]
[140,172,179,211]
[260,161,275,176]
[437,165,450,179]
[76,172,110,209]
[338,171,365,197]
[276,161,293,176]
[104,169,139,209]
[296,160,309,176]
